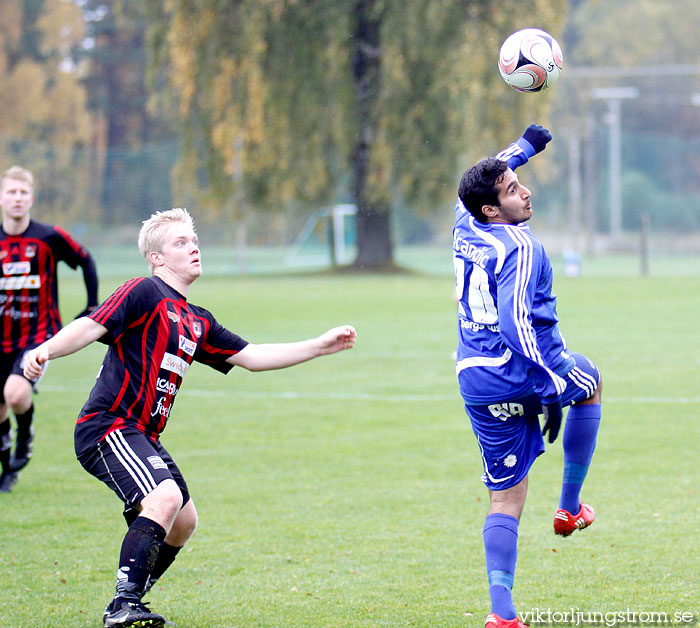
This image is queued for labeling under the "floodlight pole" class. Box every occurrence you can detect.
[591,87,638,242]
[567,123,582,248]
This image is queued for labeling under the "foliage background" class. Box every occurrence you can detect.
[3,0,700,265]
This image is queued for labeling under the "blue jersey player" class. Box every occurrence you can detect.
[453,126,602,628]
[24,208,357,628]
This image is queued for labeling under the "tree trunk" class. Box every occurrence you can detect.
[350,0,394,270]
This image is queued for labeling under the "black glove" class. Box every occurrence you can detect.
[74,305,97,320]
[516,124,552,157]
[541,399,562,444]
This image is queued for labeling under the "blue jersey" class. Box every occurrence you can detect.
[453,202,574,405]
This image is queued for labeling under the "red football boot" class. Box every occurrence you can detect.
[553,502,595,536]
[485,613,529,628]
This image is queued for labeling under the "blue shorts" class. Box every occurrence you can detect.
[464,352,599,491]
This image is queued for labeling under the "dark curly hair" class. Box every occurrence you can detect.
[457,158,508,223]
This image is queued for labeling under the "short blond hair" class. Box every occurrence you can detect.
[138,208,195,273]
[2,166,34,191]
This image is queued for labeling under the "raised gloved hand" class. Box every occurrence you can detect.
[541,398,562,444]
[496,124,552,171]
[516,124,552,158]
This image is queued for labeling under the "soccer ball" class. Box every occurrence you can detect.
[498,28,563,93]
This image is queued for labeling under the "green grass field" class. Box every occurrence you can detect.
[1,261,699,627]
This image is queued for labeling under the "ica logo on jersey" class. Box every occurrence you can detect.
[156,377,179,396]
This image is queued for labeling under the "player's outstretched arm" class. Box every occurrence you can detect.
[227,325,357,372]
[495,124,552,170]
[23,317,107,380]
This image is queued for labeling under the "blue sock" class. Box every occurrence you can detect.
[483,513,518,620]
[559,404,601,513]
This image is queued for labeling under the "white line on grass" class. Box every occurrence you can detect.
[38,385,700,404]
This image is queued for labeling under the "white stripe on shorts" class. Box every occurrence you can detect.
[105,430,157,497]
[567,366,597,398]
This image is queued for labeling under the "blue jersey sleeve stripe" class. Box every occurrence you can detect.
[495,143,528,171]
[504,227,566,400]
[505,226,542,365]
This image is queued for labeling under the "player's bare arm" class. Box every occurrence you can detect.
[23,317,107,379]
[227,325,357,372]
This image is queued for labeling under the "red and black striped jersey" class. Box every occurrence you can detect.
[0,220,94,352]
[75,276,248,446]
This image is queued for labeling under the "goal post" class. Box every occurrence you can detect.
[286,204,357,268]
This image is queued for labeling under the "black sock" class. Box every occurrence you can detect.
[15,405,34,439]
[123,506,139,528]
[0,419,11,473]
[144,543,182,594]
[114,516,166,601]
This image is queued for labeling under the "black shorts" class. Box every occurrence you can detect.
[76,426,191,512]
[0,346,45,402]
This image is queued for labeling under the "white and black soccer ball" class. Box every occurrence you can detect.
[498,28,563,93]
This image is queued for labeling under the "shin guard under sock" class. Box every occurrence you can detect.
[559,404,601,514]
[483,513,519,620]
[114,516,166,601]
[145,543,182,594]
[14,405,34,439]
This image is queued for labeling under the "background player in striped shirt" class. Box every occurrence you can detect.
[453,127,602,628]
[0,166,98,493]
[23,207,356,628]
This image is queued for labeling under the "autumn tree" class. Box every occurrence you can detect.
[149,0,565,268]
[77,0,178,223]
[0,0,92,223]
